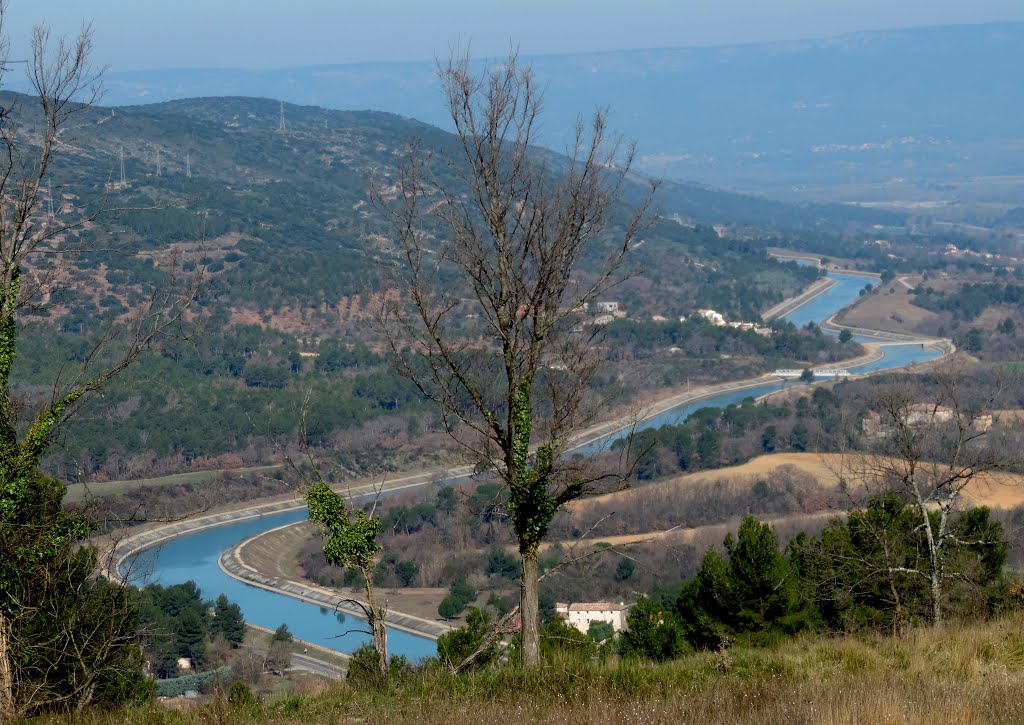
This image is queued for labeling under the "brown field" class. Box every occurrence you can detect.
[576,452,1024,511]
[836,275,938,334]
[63,465,283,503]
[976,303,1023,330]
[546,510,838,551]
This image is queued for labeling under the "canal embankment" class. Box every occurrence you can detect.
[219,522,453,641]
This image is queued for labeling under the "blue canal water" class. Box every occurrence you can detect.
[126,512,438,660]
[128,272,941,660]
[784,272,872,329]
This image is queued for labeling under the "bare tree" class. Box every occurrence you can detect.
[0,10,200,717]
[831,362,1022,627]
[378,49,654,665]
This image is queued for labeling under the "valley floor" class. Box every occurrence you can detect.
[225,451,1024,634]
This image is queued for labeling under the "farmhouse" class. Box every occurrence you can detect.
[555,601,630,634]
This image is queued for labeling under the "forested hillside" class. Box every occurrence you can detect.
[0,93,862,483]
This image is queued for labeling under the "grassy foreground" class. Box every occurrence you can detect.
[43,612,1024,724]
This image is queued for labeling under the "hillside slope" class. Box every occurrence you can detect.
[9,93,856,482]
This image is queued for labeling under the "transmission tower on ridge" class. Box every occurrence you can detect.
[186,153,192,179]
[105,147,130,191]
[277,100,287,134]
[156,148,162,177]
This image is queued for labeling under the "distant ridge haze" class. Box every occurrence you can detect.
[48,22,1023,200]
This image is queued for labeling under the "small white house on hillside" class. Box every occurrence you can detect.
[697,309,726,326]
[555,602,630,634]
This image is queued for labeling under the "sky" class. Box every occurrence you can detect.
[5,0,1024,72]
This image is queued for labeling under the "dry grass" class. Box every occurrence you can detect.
[543,511,838,551]
[836,275,941,335]
[47,611,1024,724]
[580,452,1024,511]
[62,465,283,503]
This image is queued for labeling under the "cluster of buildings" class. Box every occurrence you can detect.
[578,300,628,326]
[580,300,772,337]
[861,403,993,438]
[943,243,1021,267]
[689,308,772,336]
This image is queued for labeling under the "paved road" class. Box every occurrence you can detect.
[290,652,346,680]
[244,623,348,681]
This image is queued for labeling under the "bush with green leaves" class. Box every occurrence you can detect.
[153,667,232,698]
[346,644,412,686]
[211,594,246,646]
[227,680,257,707]
[675,516,816,650]
[438,576,477,619]
[614,559,635,582]
[486,548,520,580]
[620,597,691,661]
[272,623,294,642]
[587,620,615,643]
[539,616,596,661]
[436,608,499,670]
[794,494,1006,633]
[394,560,420,587]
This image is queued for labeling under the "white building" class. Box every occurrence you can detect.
[555,602,630,634]
[595,301,620,314]
[697,309,726,326]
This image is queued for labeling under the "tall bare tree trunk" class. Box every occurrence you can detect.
[383,49,651,669]
[929,560,943,627]
[916,499,944,627]
[520,548,540,667]
[371,606,389,679]
[363,578,389,680]
[0,611,14,721]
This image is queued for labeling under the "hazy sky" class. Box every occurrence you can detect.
[6,0,1024,71]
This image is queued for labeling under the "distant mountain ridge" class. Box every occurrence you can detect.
[59,22,1024,196]
[25,93,891,331]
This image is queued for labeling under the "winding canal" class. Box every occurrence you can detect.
[121,272,944,660]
